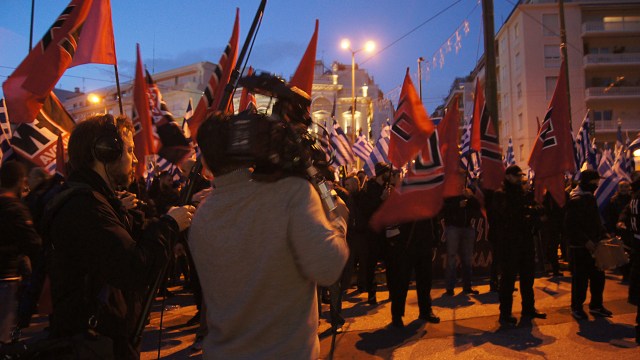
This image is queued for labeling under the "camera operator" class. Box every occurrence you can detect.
[44,114,194,359]
[188,110,349,359]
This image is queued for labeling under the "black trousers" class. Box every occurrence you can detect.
[363,233,384,299]
[571,247,605,310]
[387,236,434,318]
[499,245,536,315]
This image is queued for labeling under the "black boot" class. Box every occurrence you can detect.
[636,325,640,345]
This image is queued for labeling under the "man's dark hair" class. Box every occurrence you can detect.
[68,114,134,172]
[0,161,27,189]
[196,111,242,176]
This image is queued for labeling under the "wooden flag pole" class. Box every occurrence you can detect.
[114,64,124,115]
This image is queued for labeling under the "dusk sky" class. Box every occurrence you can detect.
[1,0,517,112]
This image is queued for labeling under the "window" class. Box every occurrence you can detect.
[517,82,522,100]
[519,144,525,161]
[593,110,613,122]
[515,52,522,72]
[544,45,561,67]
[542,14,559,36]
[514,22,520,41]
[545,76,558,100]
[518,112,523,131]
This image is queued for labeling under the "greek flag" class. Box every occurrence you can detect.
[574,113,597,171]
[353,134,373,162]
[363,123,390,177]
[459,118,479,181]
[316,125,333,164]
[595,155,622,214]
[504,137,515,167]
[329,120,356,166]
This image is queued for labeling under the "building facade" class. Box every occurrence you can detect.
[495,0,640,166]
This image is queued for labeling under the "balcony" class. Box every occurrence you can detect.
[583,53,640,69]
[585,86,640,100]
[593,119,640,132]
[582,19,640,37]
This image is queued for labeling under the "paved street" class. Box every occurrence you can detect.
[140,271,639,359]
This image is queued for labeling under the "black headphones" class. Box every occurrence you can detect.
[92,120,123,164]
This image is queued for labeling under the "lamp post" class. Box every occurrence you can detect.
[341,39,375,144]
[87,93,108,114]
[417,57,425,102]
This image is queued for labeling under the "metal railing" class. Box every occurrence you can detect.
[582,20,640,33]
[585,86,640,98]
[584,53,640,65]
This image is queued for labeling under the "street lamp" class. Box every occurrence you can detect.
[341,39,375,144]
[87,93,107,113]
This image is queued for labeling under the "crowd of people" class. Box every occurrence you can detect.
[1,111,640,359]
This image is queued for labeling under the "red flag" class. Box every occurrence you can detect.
[188,8,240,140]
[239,67,258,112]
[56,133,67,177]
[439,96,465,197]
[387,68,435,168]
[470,80,505,190]
[528,61,575,206]
[132,44,155,178]
[370,130,445,232]
[69,0,117,67]
[290,19,319,96]
[2,0,116,123]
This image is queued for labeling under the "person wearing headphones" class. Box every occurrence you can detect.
[44,114,194,359]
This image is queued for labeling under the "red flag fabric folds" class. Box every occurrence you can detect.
[239,67,257,112]
[289,20,319,96]
[528,61,575,206]
[440,96,465,197]
[471,80,504,190]
[3,0,116,123]
[132,45,155,178]
[388,68,435,168]
[188,8,240,140]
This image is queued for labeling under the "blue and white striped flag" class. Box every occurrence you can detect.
[353,134,374,162]
[317,125,333,164]
[504,137,515,167]
[0,99,15,164]
[602,142,614,166]
[363,123,390,177]
[575,113,597,171]
[329,120,356,166]
[595,155,622,214]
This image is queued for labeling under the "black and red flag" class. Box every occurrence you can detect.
[290,20,319,97]
[470,79,504,191]
[3,0,116,123]
[528,60,575,206]
[188,8,240,140]
[132,44,155,178]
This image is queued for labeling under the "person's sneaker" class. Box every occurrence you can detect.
[499,314,517,325]
[191,335,204,352]
[463,287,480,295]
[571,308,589,320]
[332,325,344,334]
[367,295,378,305]
[418,311,440,324]
[444,289,454,296]
[589,306,613,317]
[521,309,547,319]
[391,316,404,328]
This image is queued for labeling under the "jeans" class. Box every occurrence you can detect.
[445,226,475,291]
[0,278,19,343]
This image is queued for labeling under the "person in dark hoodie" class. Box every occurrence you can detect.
[44,114,194,359]
[564,169,612,321]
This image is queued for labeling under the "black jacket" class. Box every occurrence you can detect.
[0,192,42,279]
[564,186,607,248]
[488,181,539,251]
[441,195,482,228]
[45,169,179,359]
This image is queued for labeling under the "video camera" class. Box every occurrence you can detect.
[223,72,336,210]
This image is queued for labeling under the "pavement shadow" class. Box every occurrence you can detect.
[450,318,556,357]
[355,321,427,357]
[576,316,636,343]
[432,293,475,309]
[469,291,500,305]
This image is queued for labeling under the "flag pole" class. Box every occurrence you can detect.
[114,64,124,115]
[29,0,35,52]
[559,0,572,128]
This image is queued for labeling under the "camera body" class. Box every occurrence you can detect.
[225,72,325,180]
